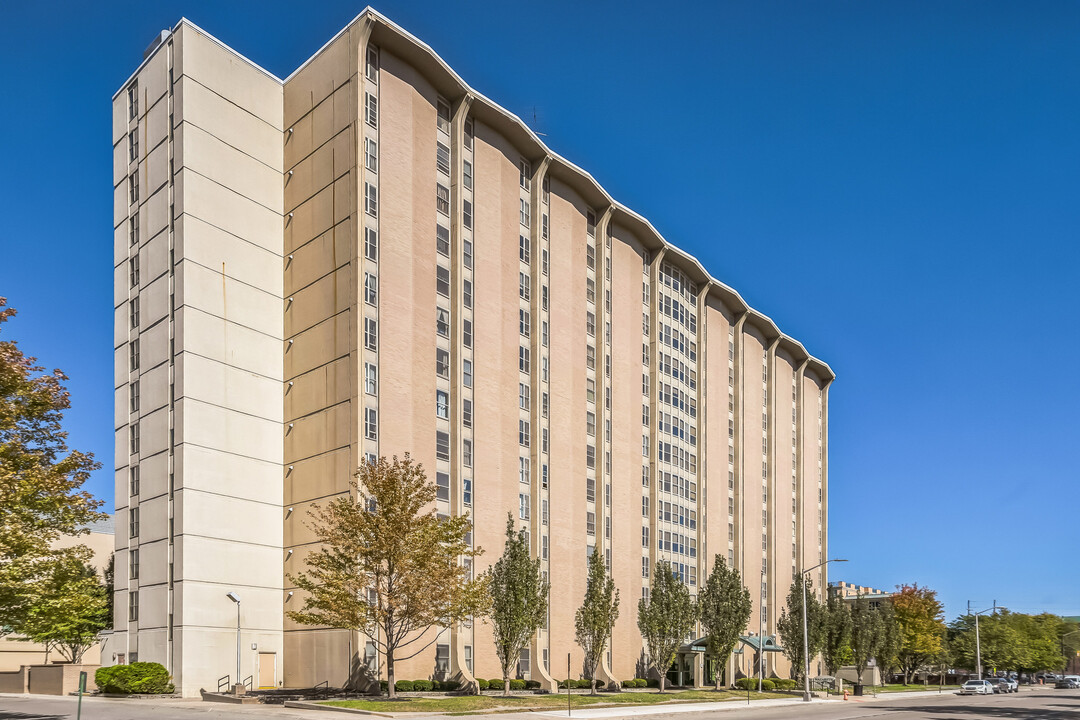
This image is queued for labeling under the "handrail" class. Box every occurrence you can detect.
[217,675,230,693]
[314,680,329,693]
[243,675,253,691]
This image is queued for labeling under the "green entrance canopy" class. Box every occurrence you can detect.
[738,634,783,653]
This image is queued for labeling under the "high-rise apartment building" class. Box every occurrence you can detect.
[112,9,833,697]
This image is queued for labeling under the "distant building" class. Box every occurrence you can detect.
[829,581,893,609]
[0,516,114,671]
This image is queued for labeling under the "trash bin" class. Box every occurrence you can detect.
[854,684,864,696]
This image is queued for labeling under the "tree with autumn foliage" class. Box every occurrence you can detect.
[0,297,104,635]
[892,584,946,684]
[287,455,490,698]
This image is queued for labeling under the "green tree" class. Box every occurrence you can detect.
[488,516,548,696]
[288,455,490,699]
[822,592,853,676]
[849,594,878,686]
[104,554,115,627]
[20,554,108,663]
[892,584,946,684]
[776,575,825,683]
[0,297,104,632]
[697,555,751,690]
[637,561,697,693]
[874,600,901,685]
[574,547,620,695]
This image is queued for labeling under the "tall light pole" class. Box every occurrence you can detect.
[967,602,996,681]
[801,558,847,702]
[227,592,241,692]
[758,567,766,692]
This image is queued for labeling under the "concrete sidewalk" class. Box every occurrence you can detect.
[527,697,834,718]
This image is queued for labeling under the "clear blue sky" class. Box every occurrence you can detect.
[2,1,1078,623]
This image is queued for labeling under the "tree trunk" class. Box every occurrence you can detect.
[659,674,665,693]
[387,652,396,699]
[503,671,510,697]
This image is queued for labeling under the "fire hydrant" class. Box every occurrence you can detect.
[844,689,849,701]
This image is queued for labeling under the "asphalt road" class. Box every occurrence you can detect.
[1,688,1078,720]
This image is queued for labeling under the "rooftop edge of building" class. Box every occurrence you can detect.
[114,7,834,384]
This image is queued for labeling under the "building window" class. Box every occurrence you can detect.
[518,648,531,678]
[129,507,139,538]
[519,272,531,301]
[436,431,450,461]
[128,590,139,621]
[435,472,450,502]
[519,235,530,264]
[129,339,139,371]
[542,286,548,311]
[463,478,472,506]
[463,160,473,190]
[519,493,530,520]
[129,129,139,163]
[365,183,378,217]
[436,308,450,337]
[437,266,450,297]
[542,535,548,560]
[129,465,140,496]
[519,383,530,411]
[464,239,473,269]
[463,279,472,308]
[586,411,596,437]
[130,549,140,580]
[366,93,378,127]
[436,348,449,378]
[129,214,139,247]
[542,213,549,240]
[365,363,377,395]
[463,439,473,467]
[464,118,474,148]
[365,273,378,304]
[129,171,139,204]
[586,445,595,469]
[436,224,450,256]
[520,159,531,190]
[128,82,138,119]
[364,318,377,351]
[437,99,451,133]
[129,423,139,454]
[365,408,378,440]
[437,183,450,215]
[366,45,379,80]
[519,419,530,448]
[437,142,450,175]
[541,321,548,347]
[519,346,530,374]
[519,456,530,484]
[463,200,473,230]
[586,379,595,404]
[129,298,139,329]
[365,228,378,261]
[366,138,378,172]
[586,345,596,370]
[463,359,473,387]
[463,399,473,428]
[519,309,530,338]
[587,512,596,536]
[586,311,595,337]
[463,319,472,348]
[130,380,140,413]
[520,198,530,228]
[436,390,449,419]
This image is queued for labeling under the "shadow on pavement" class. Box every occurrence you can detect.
[880,701,1080,719]
[0,713,66,720]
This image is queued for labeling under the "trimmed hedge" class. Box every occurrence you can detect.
[477,678,490,690]
[95,662,174,695]
[774,678,797,690]
[441,680,460,691]
[508,679,525,690]
[412,679,433,692]
[379,680,388,693]
[646,678,661,688]
[734,677,776,691]
[525,680,540,689]
[488,678,505,690]
[394,680,415,692]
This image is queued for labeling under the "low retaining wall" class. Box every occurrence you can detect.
[0,664,99,695]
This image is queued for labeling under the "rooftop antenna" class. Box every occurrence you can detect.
[532,106,547,137]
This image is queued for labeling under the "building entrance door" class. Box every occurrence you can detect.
[258,652,276,689]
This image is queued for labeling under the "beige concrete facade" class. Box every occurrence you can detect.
[112,9,833,697]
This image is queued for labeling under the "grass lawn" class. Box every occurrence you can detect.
[322,688,789,714]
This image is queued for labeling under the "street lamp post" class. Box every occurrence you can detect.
[801,558,847,702]
[227,592,241,693]
[967,602,997,681]
[758,568,766,693]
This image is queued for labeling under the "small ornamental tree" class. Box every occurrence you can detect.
[776,575,825,683]
[892,584,946,685]
[488,516,549,697]
[637,561,697,693]
[288,455,490,699]
[822,592,853,676]
[874,600,901,686]
[0,298,104,633]
[849,593,878,686]
[21,553,109,663]
[574,546,620,695]
[697,554,751,690]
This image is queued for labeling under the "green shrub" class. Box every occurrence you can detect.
[508,679,526,690]
[622,679,636,688]
[488,678,505,690]
[646,678,660,688]
[95,662,174,694]
[440,680,460,691]
[477,678,490,690]
[524,680,541,689]
[394,680,414,692]
[412,679,433,692]
[774,678,796,690]
[762,679,776,691]
[379,680,388,693]
[734,677,756,691]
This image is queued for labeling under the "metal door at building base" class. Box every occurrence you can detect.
[258,652,276,689]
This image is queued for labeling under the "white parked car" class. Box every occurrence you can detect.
[959,679,995,695]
